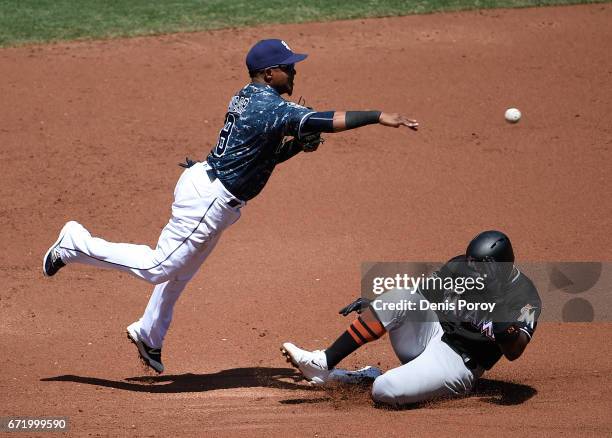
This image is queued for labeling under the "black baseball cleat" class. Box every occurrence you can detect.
[42,223,70,277]
[126,323,164,373]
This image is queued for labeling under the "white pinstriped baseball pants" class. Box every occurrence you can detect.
[58,162,243,348]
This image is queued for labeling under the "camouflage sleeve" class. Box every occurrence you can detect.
[274,101,315,138]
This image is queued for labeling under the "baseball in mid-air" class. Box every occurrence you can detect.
[505,107,522,123]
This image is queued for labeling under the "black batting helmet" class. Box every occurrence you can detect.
[466,230,514,263]
[466,230,515,283]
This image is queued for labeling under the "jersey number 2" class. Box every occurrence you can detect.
[213,113,236,157]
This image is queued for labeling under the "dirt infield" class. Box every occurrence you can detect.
[1,3,611,437]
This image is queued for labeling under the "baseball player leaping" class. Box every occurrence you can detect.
[42,39,418,373]
[282,231,542,406]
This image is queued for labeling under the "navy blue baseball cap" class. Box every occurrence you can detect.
[246,39,308,72]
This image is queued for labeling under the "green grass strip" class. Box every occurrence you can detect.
[0,0,609,47]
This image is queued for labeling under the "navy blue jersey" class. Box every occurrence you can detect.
[206,83,314,201]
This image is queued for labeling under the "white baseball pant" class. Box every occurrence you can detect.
[57,162,243,348]
[370,288,484,406]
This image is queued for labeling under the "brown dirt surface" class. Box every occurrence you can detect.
[1,4,611,437]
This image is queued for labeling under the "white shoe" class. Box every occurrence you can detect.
[281,342,330,385]
[329,366,382,384]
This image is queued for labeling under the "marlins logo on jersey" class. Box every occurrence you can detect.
[518,303,537,329]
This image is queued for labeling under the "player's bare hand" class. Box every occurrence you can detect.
[379,113,419,131]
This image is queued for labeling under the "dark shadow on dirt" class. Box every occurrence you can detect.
[472,378,537,405]
[43,372,535,408]
[374,378,538,410]
[273,378,537,408]
[42,367,316,393]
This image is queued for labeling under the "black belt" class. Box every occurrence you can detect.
[205,167,241,208]
[459,352,479,371]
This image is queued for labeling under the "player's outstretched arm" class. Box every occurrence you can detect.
[301,111,418,136]
[334,111,419,131]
